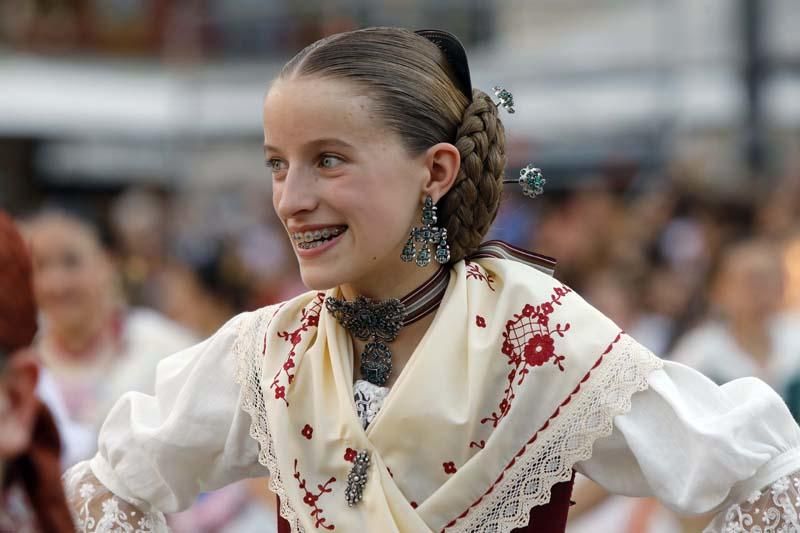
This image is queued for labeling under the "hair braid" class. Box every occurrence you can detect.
[439,89,506,262]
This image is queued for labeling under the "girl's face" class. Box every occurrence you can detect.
[264,77,430,291]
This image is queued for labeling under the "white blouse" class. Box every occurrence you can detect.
[64,312,800,532]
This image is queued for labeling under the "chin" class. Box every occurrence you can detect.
[297,263,348,292]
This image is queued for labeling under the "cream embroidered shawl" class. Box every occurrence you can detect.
[234,257,662,532]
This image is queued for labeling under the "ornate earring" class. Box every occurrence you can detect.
[401,196,451,267]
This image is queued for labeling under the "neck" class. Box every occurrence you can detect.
[730,316,771,362]
[340,261,441,301]
[49,303,117,356]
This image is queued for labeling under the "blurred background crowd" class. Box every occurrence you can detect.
[1,0,799,531]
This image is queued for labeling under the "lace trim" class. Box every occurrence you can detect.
[233,306,307,532]
[62,461,168,533]
[705,474,800,533]
[444,334,663,533]
[353,379,390,429]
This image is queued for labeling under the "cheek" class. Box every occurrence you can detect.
[271,183,282,213]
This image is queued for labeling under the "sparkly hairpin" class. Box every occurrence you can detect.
[493,86,515,114]
[492,85,545,198]
[502,165,546,199]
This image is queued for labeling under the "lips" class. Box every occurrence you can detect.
[291,226,348,249]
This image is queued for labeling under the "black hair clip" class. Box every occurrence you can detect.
[415,29,473,100]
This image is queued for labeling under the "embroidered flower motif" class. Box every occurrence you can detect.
[471,285,574,441]
[344,448,357,463]
[502,341,514,355]
[293,459,336,530]
[499,398,510,415]
[101,497,120,517]
[747,490,763,504]
[476,315,486,328]
[524,334,555,367]
[465,262,496,291]
[411,501,419,509]
[443,462,457,474]
[271,294,325,406]
[79,482,96,499]
[301,424,314,440]
[772,476,791,494]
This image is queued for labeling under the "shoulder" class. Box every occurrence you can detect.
[125,308,197,348]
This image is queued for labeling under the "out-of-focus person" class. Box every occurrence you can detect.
[109,187,171,309]
[670,238,800,391]
[571,238,800,533]
[0,211,73,533]
[23,209,196,462]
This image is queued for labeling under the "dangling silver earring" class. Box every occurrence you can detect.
[401,195,451,267]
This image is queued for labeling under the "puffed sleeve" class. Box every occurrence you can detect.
[575,359,800,532]
[63,311,267,532]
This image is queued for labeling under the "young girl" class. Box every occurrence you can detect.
[65,27,800,533]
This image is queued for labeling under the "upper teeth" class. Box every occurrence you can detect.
[292,227,343,242]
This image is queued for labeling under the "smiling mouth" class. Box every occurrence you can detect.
[292,226,348,249]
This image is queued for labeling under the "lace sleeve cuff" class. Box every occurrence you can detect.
[704,450,800,532]
[63,461,169,533]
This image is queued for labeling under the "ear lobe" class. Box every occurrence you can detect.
[423,143,461,202]
[0,354,39,458]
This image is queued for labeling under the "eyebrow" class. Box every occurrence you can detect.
[263,138,356,154]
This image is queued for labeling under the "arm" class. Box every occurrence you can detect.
[63,311,268,532]
[576,359,800,531]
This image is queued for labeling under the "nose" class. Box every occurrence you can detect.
[274,166,319,221]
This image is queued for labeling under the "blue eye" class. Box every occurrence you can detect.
[320,155,343,169]
[267,159,287,173]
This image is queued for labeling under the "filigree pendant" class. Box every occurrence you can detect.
[360,341,392,386]
[325,296,404,386]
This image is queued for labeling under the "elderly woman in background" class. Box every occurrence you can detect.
[0,211,73,532]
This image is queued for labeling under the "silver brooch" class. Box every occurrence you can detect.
[493,86,515,114]
[345,450,371,507]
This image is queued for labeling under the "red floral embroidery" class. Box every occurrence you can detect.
[524,334,559,368]
[465,261,496,291]
[469,440,486,450]
[446,332,623,531]
[475,315,486,328]
[301,424,314,440]
[270,293,325,406]
[443,462,458,474]
[293,459,336,530]
[472,285,573,438]
[344,448,357,463]
[411,501,419,509]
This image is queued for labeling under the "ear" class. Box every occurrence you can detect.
[421,143,461,203]
[0,352,40,459]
